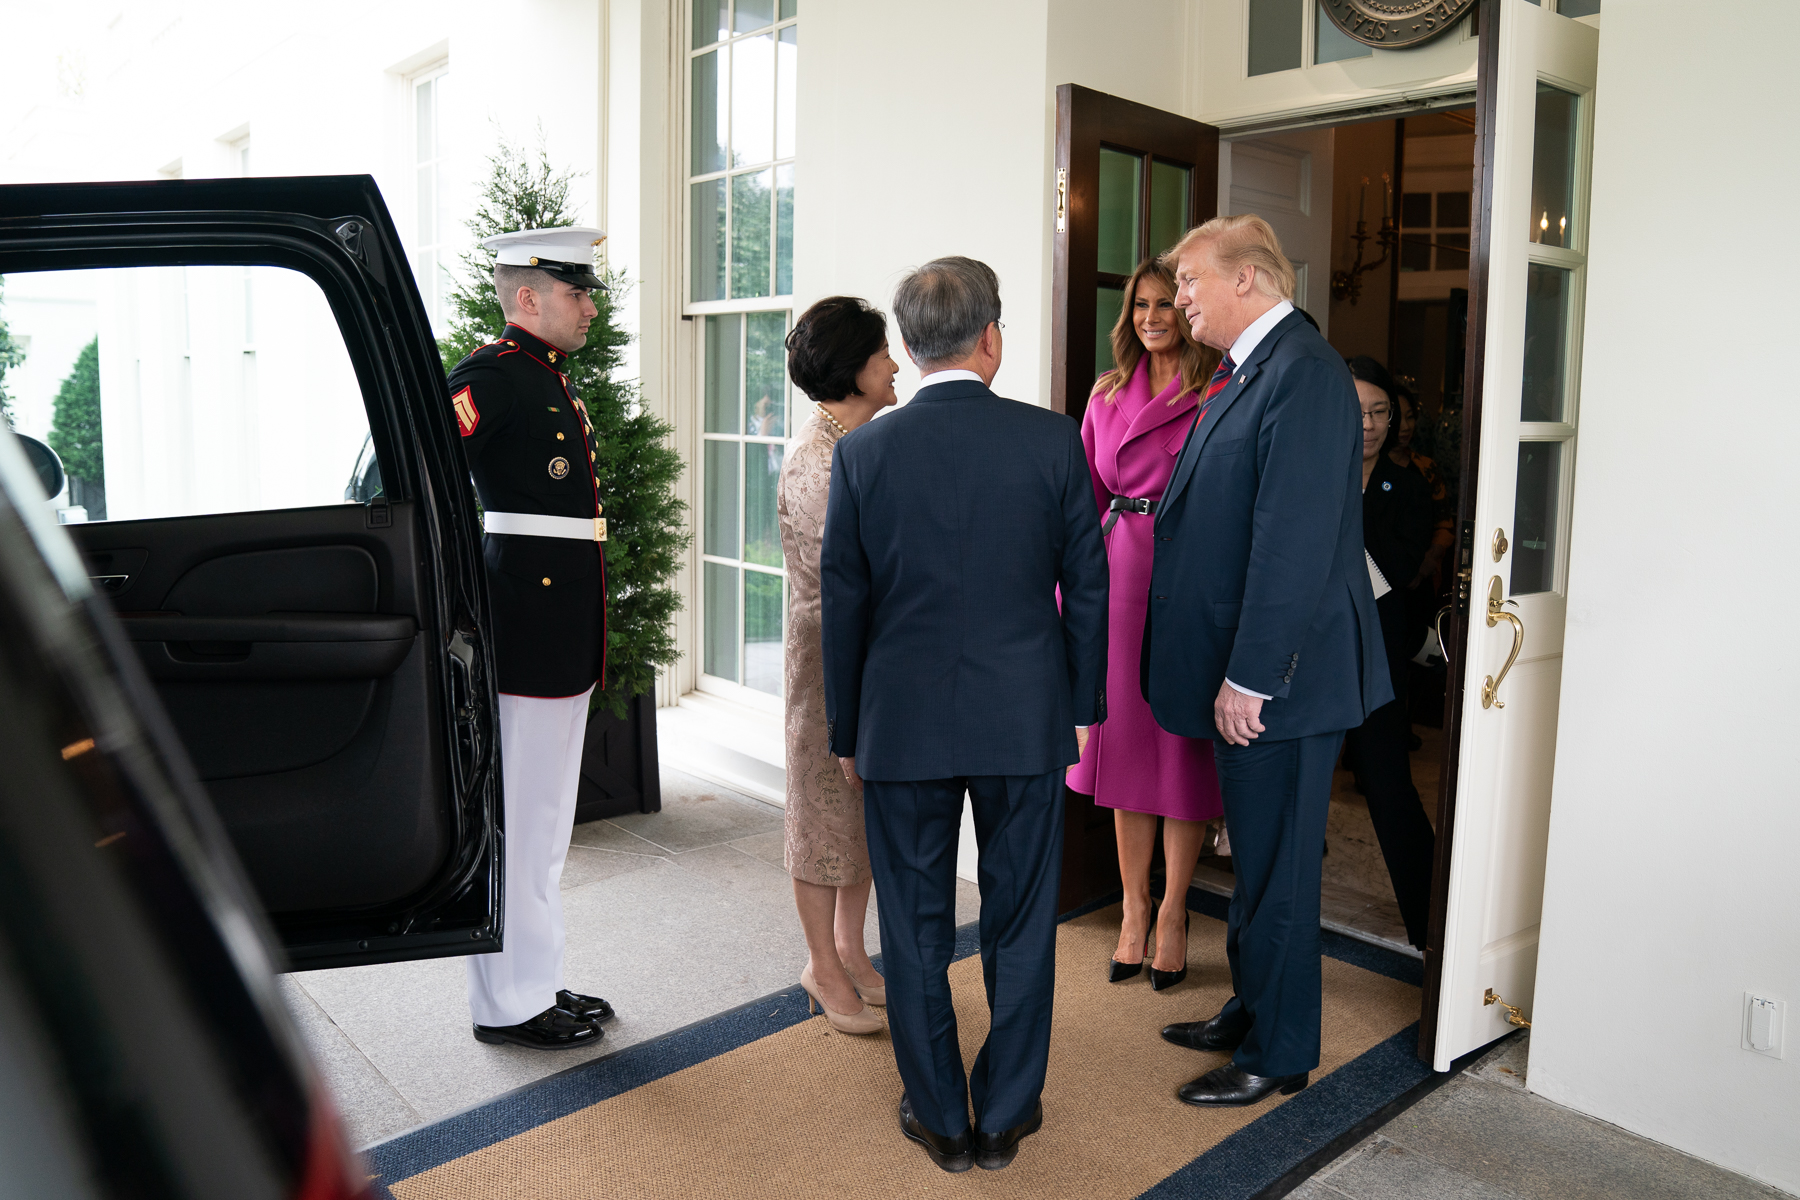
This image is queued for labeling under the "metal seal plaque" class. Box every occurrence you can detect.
[1320,0,1476,49]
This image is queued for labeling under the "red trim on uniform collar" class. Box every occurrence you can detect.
[501,323,572,366]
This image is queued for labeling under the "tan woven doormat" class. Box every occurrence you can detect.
[380,901,1420,1200]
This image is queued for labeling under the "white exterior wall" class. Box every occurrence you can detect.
[794,0,1198,407]
[1529,4,1800,1192]
[0,0,604,520]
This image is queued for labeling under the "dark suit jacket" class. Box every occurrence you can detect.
[1363,453,1434,673]
[820,379,1109,781]
[1143,311,1391,741]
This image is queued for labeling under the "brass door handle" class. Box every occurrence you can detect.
[1481,575,1523,710]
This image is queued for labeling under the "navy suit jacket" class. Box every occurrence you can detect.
[820,379,1109,781]
[1143,311,1391,741]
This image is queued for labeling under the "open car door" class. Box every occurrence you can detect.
[0,176,499,969]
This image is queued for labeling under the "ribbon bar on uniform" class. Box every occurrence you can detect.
[1101,494,1158,535]
[484,510,606,543]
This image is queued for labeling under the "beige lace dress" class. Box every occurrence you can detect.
[777,412,869,886]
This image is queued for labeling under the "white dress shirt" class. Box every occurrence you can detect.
[918,368,985,389]
[1221,298,1296,703]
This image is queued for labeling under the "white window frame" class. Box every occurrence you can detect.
[408,61,452,333]
[685,1,798,711]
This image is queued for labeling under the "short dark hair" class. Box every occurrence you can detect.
[493,263,564,317]
[1346,354,1402,455]
[785,296,888,403]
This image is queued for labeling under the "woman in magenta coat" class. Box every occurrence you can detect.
[1067,257,1225,990]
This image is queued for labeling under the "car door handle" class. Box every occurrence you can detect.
[118,614,417,643]
[1480,576,1523,711]
[118,613,418,681]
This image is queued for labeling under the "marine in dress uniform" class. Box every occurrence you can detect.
[450,227,616,1050]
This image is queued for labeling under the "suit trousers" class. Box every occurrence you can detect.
[862,770,1065,1139]
[1344,697,1435,949]
[1212,730,1343,1077]
[466,686,593,1027]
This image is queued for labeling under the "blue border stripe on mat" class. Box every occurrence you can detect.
[1135,1024,1432,1199]
[366,895,1421,1189]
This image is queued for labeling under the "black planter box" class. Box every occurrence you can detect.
[574,689,662,822]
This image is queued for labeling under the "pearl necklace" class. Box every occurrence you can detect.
[818,405,851,438]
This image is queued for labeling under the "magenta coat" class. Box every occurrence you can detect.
[1066,358,1224,822]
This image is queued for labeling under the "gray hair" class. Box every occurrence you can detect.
[494,263,562,317]
[892,256,1002,369]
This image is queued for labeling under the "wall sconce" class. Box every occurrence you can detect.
[1332,173,1397,306]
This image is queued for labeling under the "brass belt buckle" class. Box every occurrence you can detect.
[593,517,608,543]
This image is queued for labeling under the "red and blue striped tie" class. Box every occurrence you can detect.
[1201,354,1236,414]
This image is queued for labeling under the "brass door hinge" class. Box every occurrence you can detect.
[1055,168,1068,232]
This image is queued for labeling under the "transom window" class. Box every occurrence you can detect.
[689,0,796,305]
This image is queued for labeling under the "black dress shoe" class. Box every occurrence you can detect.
[472,1005,603,1050]
[974,1102,1042,1171]
[1176,1063,1308,1107]
[1161,1006,1250,1052]
[557,989,615,1023]
[898,1094,973,1173]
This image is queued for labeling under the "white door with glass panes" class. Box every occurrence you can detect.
[690,0,798,707]
[1433,0,1597,1069]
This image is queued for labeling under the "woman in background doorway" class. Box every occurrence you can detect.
[777,296,899,1035]
[1067,258,1223,991]
[1388,385,1454,593]
[1347,356,1437,950]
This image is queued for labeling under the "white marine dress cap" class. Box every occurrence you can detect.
[481,226,608,290]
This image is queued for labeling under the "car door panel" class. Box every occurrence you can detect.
[70,498,454,917]
[0,177,500,969]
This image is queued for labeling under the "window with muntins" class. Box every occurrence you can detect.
[689,0,796,704]
[412,66,453,333]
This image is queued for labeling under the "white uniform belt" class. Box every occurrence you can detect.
[483,511,604,542]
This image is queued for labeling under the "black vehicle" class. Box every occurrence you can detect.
[0,177,502,1194]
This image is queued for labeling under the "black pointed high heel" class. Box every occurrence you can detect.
[1108,911,1156,983]
[1150,908,1189,991]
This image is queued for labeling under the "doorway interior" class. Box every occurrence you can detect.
[1188,107,1479,960]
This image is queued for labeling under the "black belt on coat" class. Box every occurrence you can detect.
[1101,494,1157,535]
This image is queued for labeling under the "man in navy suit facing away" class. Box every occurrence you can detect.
[1145,216,1390,1108]
[820,257,1108,1173]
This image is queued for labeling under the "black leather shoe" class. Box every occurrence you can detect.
[1161,1006,1250,1052]
[1176,1063,1308,1107]
[472,1005,603,1050]
[557,989,615,1024]
[974,1102,1043,1171]
[898,1094,973,1173]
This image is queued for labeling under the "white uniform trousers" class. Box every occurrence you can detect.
[466,686,594,1028]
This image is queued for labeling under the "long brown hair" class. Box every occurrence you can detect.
[1094,258,1221,405]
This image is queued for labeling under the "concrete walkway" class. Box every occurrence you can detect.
[1293,1034,1789,1200]
[280,768,978,1149]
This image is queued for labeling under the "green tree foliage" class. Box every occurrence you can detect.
[440,140,690,718]
[49,338,103,483]
[0,276,25,427]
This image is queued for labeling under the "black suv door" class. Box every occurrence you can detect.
[0,177,499,969]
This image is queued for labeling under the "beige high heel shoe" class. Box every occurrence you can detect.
[800,965,883,1035]
[848,969,886,1007]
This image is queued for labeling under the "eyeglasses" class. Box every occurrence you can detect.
[993,320,1006,332]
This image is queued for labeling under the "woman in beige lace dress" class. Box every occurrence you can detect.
[778,296,898,1034]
